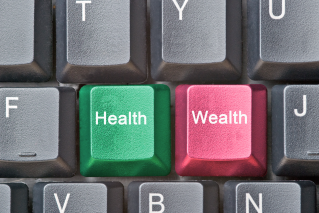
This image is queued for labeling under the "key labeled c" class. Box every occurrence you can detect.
[269,0,285,20]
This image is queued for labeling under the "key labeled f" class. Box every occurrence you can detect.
[6,97,18,118]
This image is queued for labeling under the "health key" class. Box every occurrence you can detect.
[79,85,171,177]
[175,85,267,176]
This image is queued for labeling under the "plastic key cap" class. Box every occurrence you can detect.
[0,0,52,82]
[79,85,171,177]
[224,181,316,213]
[175,85,267,176]
[128,181,219,213]
[151,0,242,81]
[272,85,319,176]
[0,87,76,177]
[56,0,147,83]
[248,0,319,80]
[33,182,123,213]
[0,183,28,213]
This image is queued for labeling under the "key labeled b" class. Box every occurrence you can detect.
[128,181,219,213]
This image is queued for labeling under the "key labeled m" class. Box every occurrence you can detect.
[246,193,262,213]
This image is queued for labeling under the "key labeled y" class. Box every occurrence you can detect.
[172,0,189,20]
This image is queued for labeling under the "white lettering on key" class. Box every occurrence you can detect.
[6,97,18,118]
[149,193,165,213]
[96,111,107,125]
[192,110,208,124]
[76,1,92,21]
[54,193,70,213]
[294,95,307,117]
[269,0,285,20]
[172,0,189,20]
[96,112,147,125]
[192,111,248,124]
[246,193,262,213]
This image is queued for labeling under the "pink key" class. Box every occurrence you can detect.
[175,85,267,176]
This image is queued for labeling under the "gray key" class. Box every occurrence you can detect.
[33,182,123,213]
[56,0,147,83]
[151,0,242,81]
[128,181,219,213]
[0,183,28,213]
[0,0,52,82]
[0,87,76,177]
[248,0,319,80]
[272,85,319,176]
[224,181,316,213]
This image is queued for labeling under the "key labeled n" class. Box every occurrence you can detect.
[246,193,262,213]
[54,193,70,213]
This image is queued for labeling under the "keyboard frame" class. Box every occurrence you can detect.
[1,0,318,212]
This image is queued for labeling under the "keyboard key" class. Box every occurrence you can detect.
[0,87,76,177]
[175,85,267,176]
[272,85,319,176]
[56,0,147,83]
[79,85,171,177]
[33,182,123,212]
[0,183,28,213]
[151,0,242,81]
[248,0,319,80]
[128,181,219,213]
[0,0,52,82]
[224,181,316,213]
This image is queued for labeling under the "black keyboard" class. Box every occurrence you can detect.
[0,0,319,212]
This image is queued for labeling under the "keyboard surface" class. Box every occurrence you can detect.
[1,0,319,212]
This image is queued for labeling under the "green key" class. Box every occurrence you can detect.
[79,85,171,177]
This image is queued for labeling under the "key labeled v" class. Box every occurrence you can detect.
[54,193,70,213]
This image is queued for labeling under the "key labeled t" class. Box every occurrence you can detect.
[6,97,18,118]
[76,0,92,21]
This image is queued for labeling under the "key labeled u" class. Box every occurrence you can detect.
[269,0,285,20]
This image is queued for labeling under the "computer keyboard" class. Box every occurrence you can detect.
[0,0,319,212]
